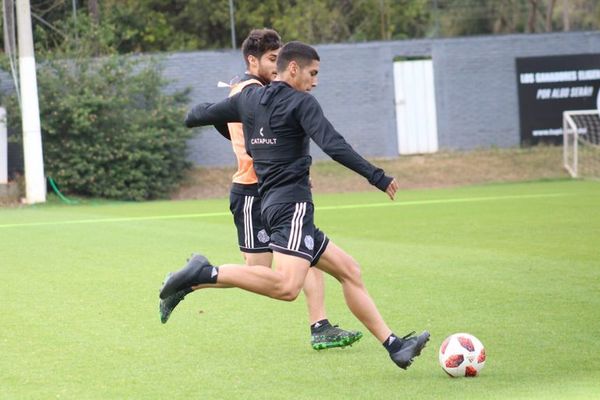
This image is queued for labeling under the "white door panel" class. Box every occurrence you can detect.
[394,60,438,154]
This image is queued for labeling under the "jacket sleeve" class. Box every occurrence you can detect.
[297,95,393,192]
[213,123,231,140]
[184,95,242,130]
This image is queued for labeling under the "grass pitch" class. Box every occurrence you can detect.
[1,180,599,399]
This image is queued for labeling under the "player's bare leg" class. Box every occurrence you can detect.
[303,266,363,349]
[303,268,327,323]
[215,252,309,300]
[161,252,308,302]
[243,252,329,321]
[315,241,429,369]
[243,250,362,349]
[160,251,360,349]
[315,242,391,341]
[159,251,273,323]
[243,251,273,270]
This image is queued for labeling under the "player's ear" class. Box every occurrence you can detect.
[247,55,258,69]
[289,60,298,76]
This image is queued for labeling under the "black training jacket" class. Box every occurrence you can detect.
[185,81,392,210]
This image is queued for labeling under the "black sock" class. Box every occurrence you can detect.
[196,264,219,284]
[310,319,331,334]
[383,333,403,354]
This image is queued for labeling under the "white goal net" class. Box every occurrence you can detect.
[563,109,600,179]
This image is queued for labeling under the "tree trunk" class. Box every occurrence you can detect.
[88,0,99,25]
[562,0,570,31]
[527,0,537,33]
[545,0,556,31]
[87,0,100,56]
[380,0,386,40]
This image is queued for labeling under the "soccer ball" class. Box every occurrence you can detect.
[439,333,486,377]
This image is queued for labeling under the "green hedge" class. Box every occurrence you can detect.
[3,55,193,201]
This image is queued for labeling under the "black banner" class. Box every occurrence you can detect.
[516,53,600,146]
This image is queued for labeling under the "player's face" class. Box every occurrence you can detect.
[257,49,280,83]
[294,60,319,92]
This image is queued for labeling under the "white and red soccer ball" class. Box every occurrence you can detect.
[439,333,486,377]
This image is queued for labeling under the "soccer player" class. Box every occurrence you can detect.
[160,29,362,350]
[160,41,429,370]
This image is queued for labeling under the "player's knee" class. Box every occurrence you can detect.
[274,288,301,302]
[273,282,302,302]
[339,256,362,284]
[271,280,302,301]
[279,289,301,302]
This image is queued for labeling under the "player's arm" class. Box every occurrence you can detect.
[211,81,262,140]
[298,96,398,199]
[184,95,243,139]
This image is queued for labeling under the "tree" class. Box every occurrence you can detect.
[332,0,430,41]
[2,0,599,54]
[527,0,557,32]
[435,0,599,36]
[552,0,600,32]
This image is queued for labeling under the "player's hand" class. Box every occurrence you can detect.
[385,178,399,200]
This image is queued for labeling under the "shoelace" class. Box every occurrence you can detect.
[313,325,344,338]
[401,331,416,340]
[317,324,340,334]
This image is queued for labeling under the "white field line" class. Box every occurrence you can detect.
[0,192,571,229]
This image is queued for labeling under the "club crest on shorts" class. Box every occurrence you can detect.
[257,229,270,243]
[304,235,314,250]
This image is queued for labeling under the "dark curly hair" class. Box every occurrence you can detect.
[241,29,282,66]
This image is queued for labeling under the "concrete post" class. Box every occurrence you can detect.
[17,0,46,203]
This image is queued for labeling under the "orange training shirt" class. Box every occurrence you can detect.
[228,78,262,185]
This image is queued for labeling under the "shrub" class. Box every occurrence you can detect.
[3,55,193,200]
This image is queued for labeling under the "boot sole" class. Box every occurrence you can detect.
[312,332,364,350]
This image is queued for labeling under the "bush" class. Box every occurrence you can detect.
[3,55,193,200]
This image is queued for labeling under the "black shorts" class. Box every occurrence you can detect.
[229,192,271,253]
[261,202,329,266]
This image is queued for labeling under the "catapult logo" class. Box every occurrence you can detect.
[251,126,277,145]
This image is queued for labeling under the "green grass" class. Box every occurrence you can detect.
[1,180,599,399]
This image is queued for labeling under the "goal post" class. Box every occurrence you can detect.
[563,109,600,179]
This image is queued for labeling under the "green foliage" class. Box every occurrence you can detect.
[3,53,192,201]
[95,0,233,52]
[2,0,434,53]
[340,0,432,41]
[435,0,600,36]
[235,0,351,44]
[33,13,119,57]
[436,0,529,36]
[1,8,194,201]
[2,0,600,55]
